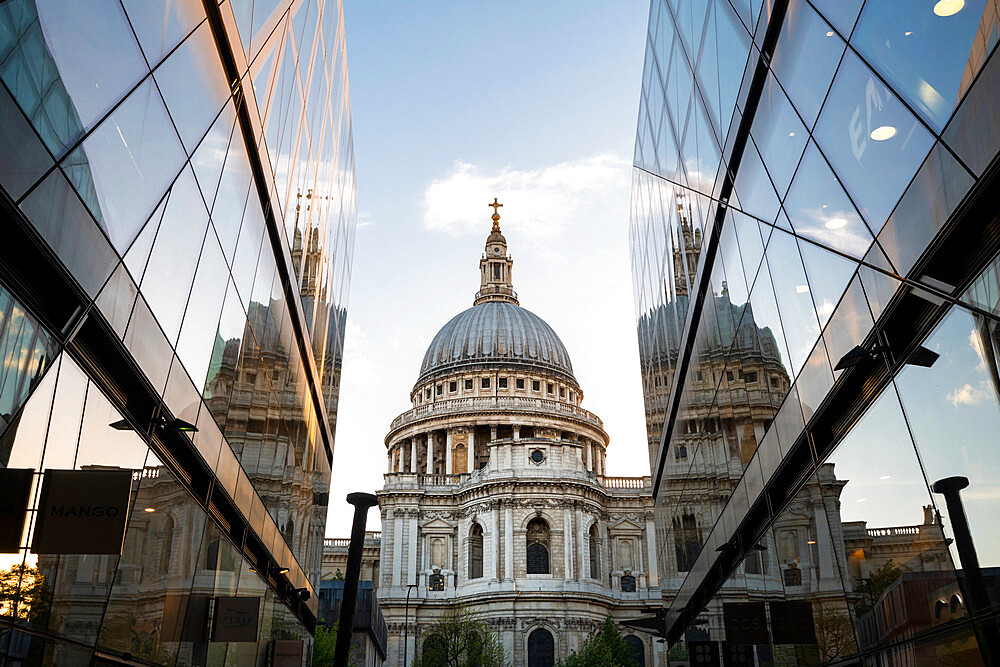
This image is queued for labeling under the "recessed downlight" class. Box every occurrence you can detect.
[825,217,848,230]
[933,0,964,17]
[870,125,897,141]
[825,31,834,37]
[795,284,810,294]
[143,507,156,513]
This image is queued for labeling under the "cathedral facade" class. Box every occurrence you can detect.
[374,205,662,666]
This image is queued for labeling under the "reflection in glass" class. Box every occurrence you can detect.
[66,77,185,254]
[121,0,205,66]
[750,74,807,198]
[783,141,873,259]
[853,0,989,130]
[813,49,935,232]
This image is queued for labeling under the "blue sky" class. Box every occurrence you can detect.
[326,1,651,535]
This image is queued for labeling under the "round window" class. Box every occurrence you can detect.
[530,449,545,464]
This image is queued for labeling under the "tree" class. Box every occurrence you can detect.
[0,564,49,625]
[557,617,636,667]
[810,600,857,665]
[412,605,508,667]
[856,560,903,615]
[312,622,337,667]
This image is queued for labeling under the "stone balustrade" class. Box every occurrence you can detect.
[388,396,605,432]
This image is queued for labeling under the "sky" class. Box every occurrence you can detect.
[325,1,652,536]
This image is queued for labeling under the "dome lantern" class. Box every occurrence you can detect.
[475,198,518,306]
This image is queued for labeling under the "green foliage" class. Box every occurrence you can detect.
[856,559,903,615]
[332,569,345,581]
[0,564,49,626]
[556,617,636,667]
[312,622,338,667]
[412,605,508,667]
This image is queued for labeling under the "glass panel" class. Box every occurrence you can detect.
[770,0,846,128]
[66,77,185,254]
[139,167,209,343]
[732,141,780,223]
[783,141,874,259]
[813,48,935,232]
[123,295,172,393]
[765,230,820,377]
[810,0,863,38]
[0,283,57,446]
[0,83,52,200]
[121,0,205,66]
[797,237,858,330]
[154,22,230,153]
[18,168,118,298]
[828,383,984,663]
[750,74,807,198]
[852,0,989,131]
[0,0,146,148]
[175,230,230,389]
[877,142,973,277]
[943,40,1000,176]
[895,304,1000,616]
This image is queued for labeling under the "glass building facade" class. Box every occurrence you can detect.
[630,0,1000,663]
[0,0,355,664]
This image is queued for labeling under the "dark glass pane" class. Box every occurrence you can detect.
[18,168,118,297]
[943,43,1000,176]
[0,82,52,200]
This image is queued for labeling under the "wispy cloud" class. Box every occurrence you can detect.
[422,154,630,257]
[948,382,987,407]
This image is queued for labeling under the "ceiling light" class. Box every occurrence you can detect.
[933,0,964,17]
[807,540,817,545]
[795,284,810,294]
[879,475,892,480]
[821,204,828,209]
[278,567,290,574]
[825,217,848,230]
[788,131,796,137]
[143,507,156,513]
[825,31,834,37]
[904,31,913,36]
[870,125,897,141]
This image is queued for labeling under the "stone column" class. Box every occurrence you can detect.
[513,425,520,440]
[646,516,659,589]
[504,502,513,580]
[596,448,603,476]
[408,512,418,586]
[445,429,453,474]
[426,432,434,474]
[814,502,835,581]
[387,450,393,473]
[468,428,476,473]
[585,441,592,471]
[391,509,402,587]
[489,504,500,579]
[564,507,574,579]
[410,437,417,473]
[577,506,587,580]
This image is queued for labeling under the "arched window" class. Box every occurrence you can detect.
[454,443,468,473]
[621,574,636,592]
[527,628,555,667]
[624,636,645,667]
[673,513,700,572]
[783,565,802,587]
[589,524,600,578]
[429,573,445,591]
[431,538,444,567]
[469,524,484,579]
[526,518,550,574]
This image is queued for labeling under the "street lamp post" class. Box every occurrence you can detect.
[403,583,418,666]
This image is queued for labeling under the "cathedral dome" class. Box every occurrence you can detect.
[417,301,575,386]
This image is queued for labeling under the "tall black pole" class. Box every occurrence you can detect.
[333,492,378,667]
[403,583,417,666]
[931,476,999,664]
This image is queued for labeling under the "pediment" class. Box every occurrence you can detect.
[421,517,455,531]
[609,519,643,533]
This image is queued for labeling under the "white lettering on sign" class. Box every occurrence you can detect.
[850,77,885,162]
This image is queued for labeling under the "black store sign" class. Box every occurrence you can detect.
[212,596,261,642]
[689,640,720,666]
[769,600,817,645]
[723,602,769,644]
[31,469,132,555]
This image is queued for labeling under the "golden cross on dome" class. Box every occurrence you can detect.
[489,198,503,215]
